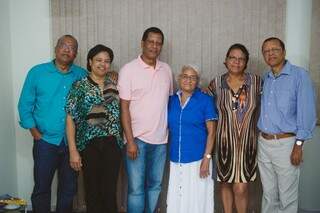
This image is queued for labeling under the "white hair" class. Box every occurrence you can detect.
[181,64,201,77]
[179,64,202,86]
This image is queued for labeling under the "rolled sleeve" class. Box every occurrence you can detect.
[296,71,317,140]
[18,69,37,129]
[296,129,314,141]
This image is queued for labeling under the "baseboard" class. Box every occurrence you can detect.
[299,208,320,213]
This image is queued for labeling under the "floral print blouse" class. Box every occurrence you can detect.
[66,76,123,151]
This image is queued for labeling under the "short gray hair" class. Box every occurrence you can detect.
[179,64,202,85]
[181,64,201,77]
[55,34,78,51]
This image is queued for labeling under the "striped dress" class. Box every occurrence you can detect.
[208,73,262,183]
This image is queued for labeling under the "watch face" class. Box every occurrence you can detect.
[296,140,303,146]
[206,154,212,159]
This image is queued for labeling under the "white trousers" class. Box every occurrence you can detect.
[258,135,300,213]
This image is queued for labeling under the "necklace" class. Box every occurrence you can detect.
[231,84,246,111]
[89,75,105,95]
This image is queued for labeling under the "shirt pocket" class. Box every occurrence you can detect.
[276,90,296,115]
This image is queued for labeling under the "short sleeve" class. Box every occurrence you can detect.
[207,78,217,97]
[65,81,82,124]
[168,66,174,95]
[117,65,132,100]
[204,95,218,121]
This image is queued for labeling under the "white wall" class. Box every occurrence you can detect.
[0,0,17,196]
[9,0,52,208]
[300,128,320,211]
[285,0,312,69]
[286,0,320,211]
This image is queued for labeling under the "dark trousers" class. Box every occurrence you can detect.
[32,139,77,213]
[81,136,121,213]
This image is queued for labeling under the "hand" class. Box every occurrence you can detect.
[69,150,82,171]
[107,70,118,83]
[290,144,303,166]
[201,87,209,94]
[200,158,210,178]
[30,127,42,141]
[126,142,138,160]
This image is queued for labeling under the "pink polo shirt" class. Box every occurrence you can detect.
[118,55,173,144]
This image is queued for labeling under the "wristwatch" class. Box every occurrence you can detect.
[204,154,212,159]
[295,140,304,146]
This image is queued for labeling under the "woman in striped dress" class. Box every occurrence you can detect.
[208,44,262,213]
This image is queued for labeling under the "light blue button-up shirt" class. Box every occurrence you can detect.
[258,60,317,141]
[18,60,87,145]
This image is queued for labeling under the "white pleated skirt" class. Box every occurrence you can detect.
[166,159,214,213]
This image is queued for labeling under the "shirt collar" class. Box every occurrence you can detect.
[87,75,98,86]
[87,75,110,87]
[267,60,291,78]
[176,88,201,108]
[49,59,75,74]
[137,55,162,71]
[176,87,201,97]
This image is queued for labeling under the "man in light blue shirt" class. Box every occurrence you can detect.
[18,35,87,213]
[257,37,317,213]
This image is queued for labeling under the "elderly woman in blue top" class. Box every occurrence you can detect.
[166,65,218,213]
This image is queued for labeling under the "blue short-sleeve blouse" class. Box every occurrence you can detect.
[168,88,218,163]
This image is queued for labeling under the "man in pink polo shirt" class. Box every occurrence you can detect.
[118,27,173,213]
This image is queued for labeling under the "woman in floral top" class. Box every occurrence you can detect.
[66,44,123,213]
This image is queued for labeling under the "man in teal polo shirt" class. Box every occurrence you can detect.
[18,35,87,213]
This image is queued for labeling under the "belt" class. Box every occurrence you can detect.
[261,132,295,140]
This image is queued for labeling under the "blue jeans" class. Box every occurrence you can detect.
[126,138,167,213]
[31,139,77,213]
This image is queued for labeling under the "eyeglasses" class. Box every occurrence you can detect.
[58,43,77,52]
[93,58,111,64]
[145,39,163,47]
[180,74,198,82]
[262,48,282,55]
[227,56,246,63]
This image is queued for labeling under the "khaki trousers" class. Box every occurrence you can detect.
[258,135,300,213]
